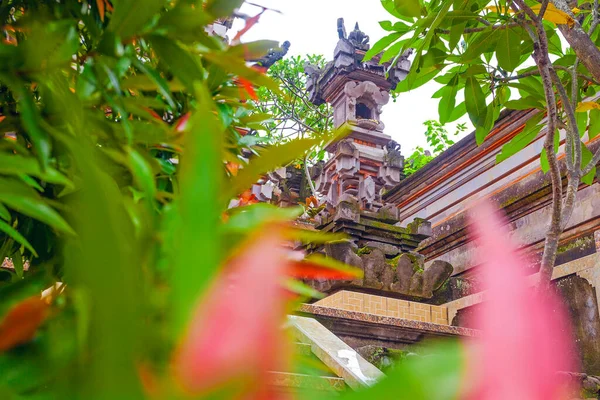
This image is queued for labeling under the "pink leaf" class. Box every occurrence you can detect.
[173,225,290,398]
[464,201,578,400]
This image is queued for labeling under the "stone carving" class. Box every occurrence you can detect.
[250,41,291,68]
[347,23,370,51]
[303,245,453,299]
[337,19,370,51]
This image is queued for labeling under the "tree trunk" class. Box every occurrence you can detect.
[557,24,600,83]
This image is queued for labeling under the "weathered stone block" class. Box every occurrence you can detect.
[362,249,386,289]
[364,241,399,256]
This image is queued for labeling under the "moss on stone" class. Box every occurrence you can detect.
[355,246,372,256]
[557,236,593,255]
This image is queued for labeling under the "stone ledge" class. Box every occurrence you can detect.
[297,303,479,339]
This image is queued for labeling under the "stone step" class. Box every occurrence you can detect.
[267,371,346,392]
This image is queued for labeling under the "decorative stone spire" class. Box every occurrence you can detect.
[299,20,453,300]
[304,18,410,213]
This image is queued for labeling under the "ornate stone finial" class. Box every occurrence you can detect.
[337,17,347,39]
[347,22,370,51]
[251,41,291,69]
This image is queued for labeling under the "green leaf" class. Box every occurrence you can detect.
[393,0,422,18]
[226,138,321,200]
[449,22,467,51]
[461,28,500,62]
[577,110,588,138]
[224,204,303,234]
[131,59,177,109]
[150,35,205,93]
[581,143,596,185]
[172,86,225,334]
[108,0,164,39]
[10,85,51,169]
[505,96,545,110]
[205,0,244,19]
[283,279,325,300]
[590,109,600,139]
[439,75,459,124]
[0,177,75,235]
[0,203,10,221]
[231,40,280,61]
[343,340,463,400]
[496,113,544,163]
[364,32,403,62]
[465,77,487,128]
[128,148,157,203]
[0,220,37,258]
[541,148,550,173]
[0,154,72,187]
[497,27,522,71]
[11,252,23,279]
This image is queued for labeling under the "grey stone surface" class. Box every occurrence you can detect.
[288,315,385,389]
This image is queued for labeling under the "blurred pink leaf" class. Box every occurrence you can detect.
[173,225,291,398]
[465,201,577,400]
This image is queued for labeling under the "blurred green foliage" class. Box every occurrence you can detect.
[0,1,331,398]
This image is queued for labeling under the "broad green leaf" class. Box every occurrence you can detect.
[227,138,321,200]
[439,75,459,124]
[590,109,600,139]
[231,40,280,61]
[128,148,157,203]
[447,101,467,123]
[505,96,545,110]
[343,340,464,400]
[64,139,145,398]
[541,148,550,173]
[203,51,281,93]
[11,252,23,279]
[205,0,244,19]
[0,203,9,221]
[10,85,51,169]
[395,65,441,93]
[449,21,467,51]
[461,28,500,62]
[0,220,37,257]
[581,143,596,185]
[497,27,522,71]
[131,59,177,109]
[150,35,205,93]
[465,77,487,128]
[0,177,75,235]
[380,40,405,64]
[224,204,303,234]
[172,86,224,334]
[0,154,72,187]
[496,113,544,163]
[364,32,403,62]
[393,0,421,18]
[108,0,163,39]
[577,111,588,138]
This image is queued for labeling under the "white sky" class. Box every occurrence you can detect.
[235,0,472,153]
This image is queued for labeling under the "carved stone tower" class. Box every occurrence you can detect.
[305,18,411,213]
[302,19,453,299]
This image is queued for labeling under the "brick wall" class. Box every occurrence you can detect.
[315,290,449,325]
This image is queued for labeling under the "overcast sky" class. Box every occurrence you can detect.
[234,0,472,153]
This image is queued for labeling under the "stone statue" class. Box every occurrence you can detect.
[251,41,291,68]
[347,23,370,51]
[386,140,401,153]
